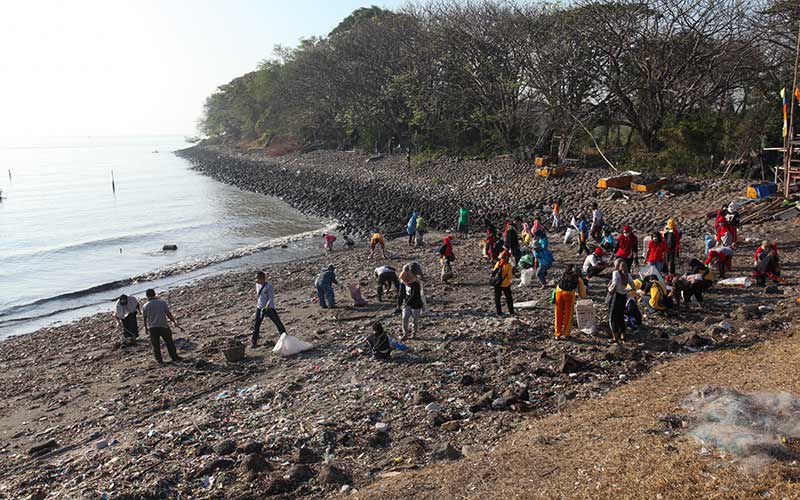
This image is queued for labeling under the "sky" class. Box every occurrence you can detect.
[0,0,407,138]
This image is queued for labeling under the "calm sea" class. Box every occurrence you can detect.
[0,136,326,338]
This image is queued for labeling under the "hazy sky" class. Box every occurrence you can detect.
[0,0,406,138]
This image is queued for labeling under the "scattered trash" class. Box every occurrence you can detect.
[718,277,753,288]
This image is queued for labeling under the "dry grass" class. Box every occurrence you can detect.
[354,329,800,500]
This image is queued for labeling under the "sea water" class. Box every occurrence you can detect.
[0,136,326,338]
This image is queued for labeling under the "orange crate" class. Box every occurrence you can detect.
[597,175,633,190]
[534,156,552,167]
[631,178,667,193]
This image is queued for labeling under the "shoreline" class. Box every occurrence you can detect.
[1,148,797,498]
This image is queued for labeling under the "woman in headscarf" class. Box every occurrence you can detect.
[521,222,532,247]
[662,219,681,275]
[553,264,587,340]
[645,232,669,273]
[608,259,635,343]
[398,264,423,338]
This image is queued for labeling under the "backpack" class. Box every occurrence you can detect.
[489,266,504,287]
[558,272,578,291]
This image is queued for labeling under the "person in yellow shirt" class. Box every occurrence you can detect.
[492,251,515,315]
[554,264,587,339]
[369,232,386,259]
[646,275,673,311]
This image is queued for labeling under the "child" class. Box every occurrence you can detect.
[323,233,337,252]
[361,322,392,360]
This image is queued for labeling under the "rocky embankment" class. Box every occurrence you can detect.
[177,146,746,238]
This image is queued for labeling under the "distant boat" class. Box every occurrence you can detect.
[152,149,159,154]
[184,136,201,144]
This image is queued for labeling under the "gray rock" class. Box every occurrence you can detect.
[412,390,435,405]
[318,464,350,485]
[195,458,234,477]
[293,446,320,464]
[285,463,314,483]
[241,453,270,473]
[558,353,584,373]
[238,438,263,454]
[431,442,463,461]
[213,438,236,456]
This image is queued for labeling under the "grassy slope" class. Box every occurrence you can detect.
[356,328,800,500]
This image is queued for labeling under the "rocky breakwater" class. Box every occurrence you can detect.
[178,146,748,239]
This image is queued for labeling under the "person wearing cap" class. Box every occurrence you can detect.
[662,219,681,275]
[582,247,607,278]
[615,225,639,271]
[315,265,338,308]
[532,241,554,287]
[113,294,141,339]
[492,251,515,315]
[252,271,286,348]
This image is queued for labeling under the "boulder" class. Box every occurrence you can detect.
[240,453,270,473]
[558,353,584,373]
[293,446,320,464]
[318,464,351,485]
[431,442,463,461]
[238,439,263,454]
[285,464,314,483]
[213,438,236,456]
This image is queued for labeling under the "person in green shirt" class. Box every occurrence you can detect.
[457,207,470,238]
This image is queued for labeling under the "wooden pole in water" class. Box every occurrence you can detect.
[111,170,116,193]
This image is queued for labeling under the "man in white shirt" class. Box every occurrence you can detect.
[252,271,286,348]
[583,247,607,278]
[113,294,141,339]
[590,203,604,241]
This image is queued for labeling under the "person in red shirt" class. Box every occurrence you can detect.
[646,232,669,273]
[614,225,638,271]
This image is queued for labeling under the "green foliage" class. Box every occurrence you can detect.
[198,0,796,174]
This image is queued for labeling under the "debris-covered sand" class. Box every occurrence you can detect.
[1,149,798,499]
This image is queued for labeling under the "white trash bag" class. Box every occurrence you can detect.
[272,333,314,357]
[563,227,576,245]
[519,268,536,287]
[718,277,752,288]
[575,299,596,335]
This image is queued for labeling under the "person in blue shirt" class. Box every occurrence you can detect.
[533,241,554,287]
[576,214,591,256]
[600,226,616,253]
[406,210,419,247]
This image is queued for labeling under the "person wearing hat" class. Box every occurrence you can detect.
[315,264,338,308]
[614,225,638,271]
[662,219,681,274]
[582,247,607,278]
[113,294,141,339]
[252,271,287,348]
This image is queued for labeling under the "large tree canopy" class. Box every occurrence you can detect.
[200,0,798,174]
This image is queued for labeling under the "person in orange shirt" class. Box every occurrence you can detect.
[554,264,587,339]
[369,232,386,259]
[551,200,561,230]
